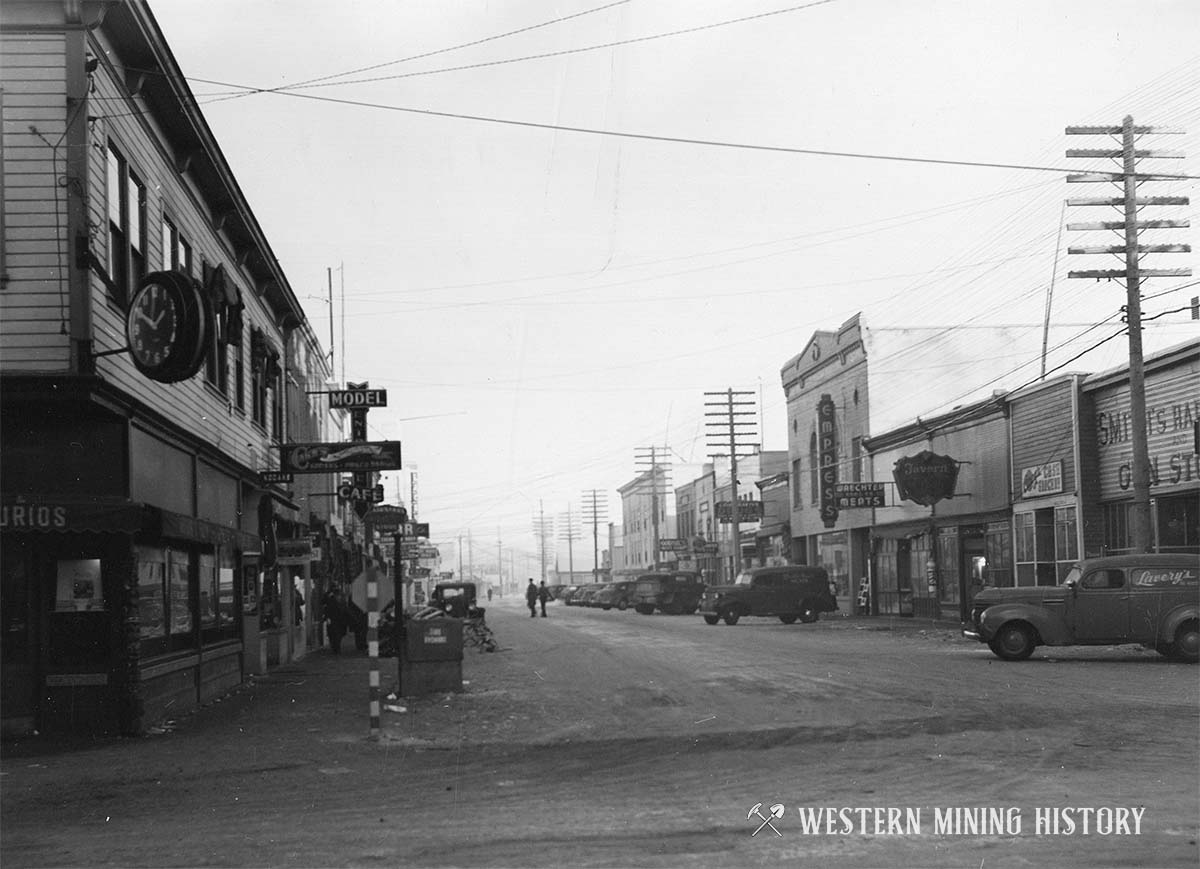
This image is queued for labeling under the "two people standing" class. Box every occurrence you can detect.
[525,579,551,617]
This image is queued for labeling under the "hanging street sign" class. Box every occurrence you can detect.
[260,471,293,484]
[329,388,388,409]
[835,482,887,509]
[336,483,384,503]
[279,441,402,473]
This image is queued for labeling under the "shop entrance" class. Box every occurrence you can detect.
[1,540,36,735]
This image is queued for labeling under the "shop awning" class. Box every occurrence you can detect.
[156,509,260,550]
[1,498,154,534]
[1,498,259,550]
[755,522,790,539]
[869,520,934,540]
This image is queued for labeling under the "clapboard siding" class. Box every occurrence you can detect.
[79,41,286,474]
[1010,379,1076,495]
[1,29,70,372]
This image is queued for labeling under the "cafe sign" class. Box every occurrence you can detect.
[893,451,960,506]
[1020,461,1063,498]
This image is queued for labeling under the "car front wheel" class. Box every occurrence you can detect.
[617,599,628,611]
[779,614,798,624]
[799,601,819,623]
[722,608,741,626]
[703,614,720,625]
[988,622,1036,661]
[1172,620,1199,663]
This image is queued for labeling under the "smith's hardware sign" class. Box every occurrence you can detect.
[835,482,886,508]
[329,388,388,409]
[894,451,960,506]
[279,441,402,473]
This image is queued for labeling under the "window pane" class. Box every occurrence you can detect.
[168,550,192,636]
[161,219,173,270]
[136,547,166,640]
[1014,513,1034,561]
[128,174,144,253]
[106,148,121,226]
[199,552,217,627]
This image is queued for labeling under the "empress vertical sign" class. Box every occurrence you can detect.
[818,394,839,528]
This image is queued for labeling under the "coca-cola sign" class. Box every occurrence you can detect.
[893,451,959,506]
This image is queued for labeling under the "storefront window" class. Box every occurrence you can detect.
[1054,506,1079,581]
[1103,502,1131,554]
[818,531,849,598]
[984,521,1013,588]
[1015,509,1057,586]
[55,559,104,612]
[199,553,217,628]
[1157,492,1199,553]
[136,546,166,640]
[218,550,237,630]
[937,529,960,606]
[137,545,198,654]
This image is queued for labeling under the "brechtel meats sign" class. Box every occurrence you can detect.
[893,451,960,506]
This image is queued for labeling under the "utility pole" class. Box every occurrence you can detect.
[497,527,503,598]
[581,489,609,582]
[634,447,671,568]
[1065,116,1191,552]
[457,533,463,579]
[705,389,759,582]
[559,505,581,584]
[531,501,553,584]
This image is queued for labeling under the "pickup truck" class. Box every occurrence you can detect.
[699,565,837,625]
[963,554,1198,662]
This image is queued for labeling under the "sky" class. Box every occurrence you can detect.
[147,0,1200,571]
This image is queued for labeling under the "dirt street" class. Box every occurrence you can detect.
[2,597,1197,868]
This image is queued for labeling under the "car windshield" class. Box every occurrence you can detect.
[733,573,754,586]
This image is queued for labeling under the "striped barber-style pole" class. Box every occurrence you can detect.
[367,564,380,739]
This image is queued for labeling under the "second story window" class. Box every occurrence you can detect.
[105,143,145,306]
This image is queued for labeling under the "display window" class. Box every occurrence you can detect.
[136,544,199,655]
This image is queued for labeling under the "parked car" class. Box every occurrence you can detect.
[557,585,581,605]
[699,565,837,625]
[963,554,1199,662]
[632,571,705,614]
[581,584,608,607]
[567,585,596,606]
[594,581,638,611]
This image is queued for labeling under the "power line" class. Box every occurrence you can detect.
[190,85,1200,181]
[197,0,634,105]
[194,0,840,97]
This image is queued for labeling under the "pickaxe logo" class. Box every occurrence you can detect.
[748,802,785,837]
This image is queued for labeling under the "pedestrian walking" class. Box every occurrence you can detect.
[525,578,538,618]
[538,580,551,617]
[322,587,347,653]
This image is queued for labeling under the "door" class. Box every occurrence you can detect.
[1069,568,1128,641]
[1,540,37,731]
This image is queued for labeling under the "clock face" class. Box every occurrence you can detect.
[127,280,180,369]
[124,270,210,383]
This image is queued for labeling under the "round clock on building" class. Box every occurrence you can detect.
[125,270,210,383]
